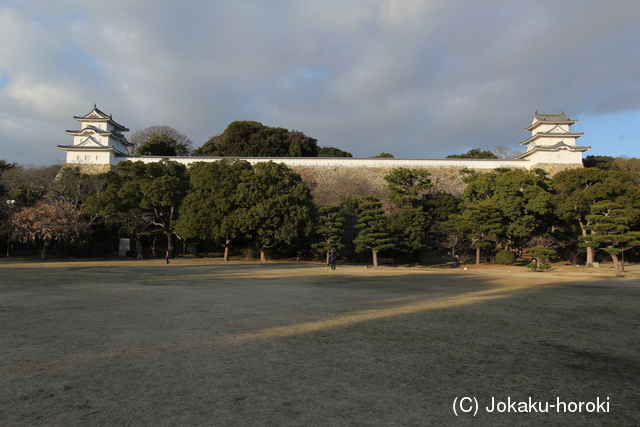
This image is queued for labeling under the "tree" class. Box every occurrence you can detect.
[111,210,154,259]
[583,155,616,169]
[527,246,557,271]
[553,168,640,266]
[311,205,346,263]
[85,160,190,255]
[446,148,497,159]
[464,169,554,252]
[0,159,16,197]
[43,166,105,249]
[11,201,82,259]
[48,166,103,211]
[0,164,61,206]
[0,159,16,198]
[580,202,640,277]
[384,168,433,207]
[608,156,640,174]
[137,135,184,156]
[353,196,395,267]
[445,202,502,265]
[129,125,192,156]
[318,147,353,157]
[373,153,394,158]
[174,160,253,261]
[423,193,463,252]
[0,160,16,172]
[493,146,524,159]
[440,229,470,264]
[384,168,434,262]
[196,121,319,157]
[236,162,314,262]
[388,205,428,263]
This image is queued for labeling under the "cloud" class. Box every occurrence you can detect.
[1,0,640,165]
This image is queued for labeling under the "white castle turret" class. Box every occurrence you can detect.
[516,112,590,166]
[58,105,132,172]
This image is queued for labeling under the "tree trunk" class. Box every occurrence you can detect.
[166,231,175,254]
[135,239,144,259]
[581,225,594,267]
[586,246,595,267]
[325,251,330,265]
[372,249,379,267]
[475,247,481,265]
[260,248,267,262]
[40,240,48,260]
[610,253,622,277]
[223,245,230,262]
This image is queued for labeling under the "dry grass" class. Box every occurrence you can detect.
[0,259,638,426]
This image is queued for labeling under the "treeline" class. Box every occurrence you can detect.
[130,122,353,158]
[2,156,640,275]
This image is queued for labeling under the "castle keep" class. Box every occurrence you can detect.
[59,107,590,201]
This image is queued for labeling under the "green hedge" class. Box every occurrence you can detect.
[496,250,516,265]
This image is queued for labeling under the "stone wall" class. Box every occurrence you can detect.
[61,163,113,175]
[529,163,583,175]
[65,157,583,207]
[292,166,468,206]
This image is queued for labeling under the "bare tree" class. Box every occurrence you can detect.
[0,164,61,204]
[440,229,470,264]
[12,201,82,259]
[493,146,524,159]
[128,125,193,156]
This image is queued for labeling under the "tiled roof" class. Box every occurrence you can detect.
[519,130,584,145]
[72,105,129,132]
[516,142,591,158]
[66,125,133,146]
[525,111,578,130]
[57,145,128,156]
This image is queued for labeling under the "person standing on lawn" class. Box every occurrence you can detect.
[329,249,337,270]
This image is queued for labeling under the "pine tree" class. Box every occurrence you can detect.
[312,205,345,264]
[353,196,394,267]
[580,202,640,277]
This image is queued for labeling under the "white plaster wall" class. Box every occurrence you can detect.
[524,149,584,165]
[112,156,532,170]
[73,133,100,146]
[533,123,570,134]
[527,135,577,147]
[66,150,112,164]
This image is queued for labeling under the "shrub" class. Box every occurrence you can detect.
[243,246,259,261]
[186,242,204,255]
[496,250,516,265]
[527,246,556,271]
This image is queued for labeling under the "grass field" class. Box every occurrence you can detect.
[0,258,638,426]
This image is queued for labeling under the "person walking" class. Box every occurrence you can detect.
[165,250,171,264]
[329,249,337,270]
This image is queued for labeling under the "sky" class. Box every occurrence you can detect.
[1,0,640,166]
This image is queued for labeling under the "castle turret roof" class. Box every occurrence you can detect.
[72,104,129,132]
[525,111,578,131]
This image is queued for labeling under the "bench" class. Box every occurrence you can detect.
[377,257,394,265]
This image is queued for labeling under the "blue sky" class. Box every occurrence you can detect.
[1,0,640,165]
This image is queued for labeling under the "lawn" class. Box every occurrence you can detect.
[0,259,638,426]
